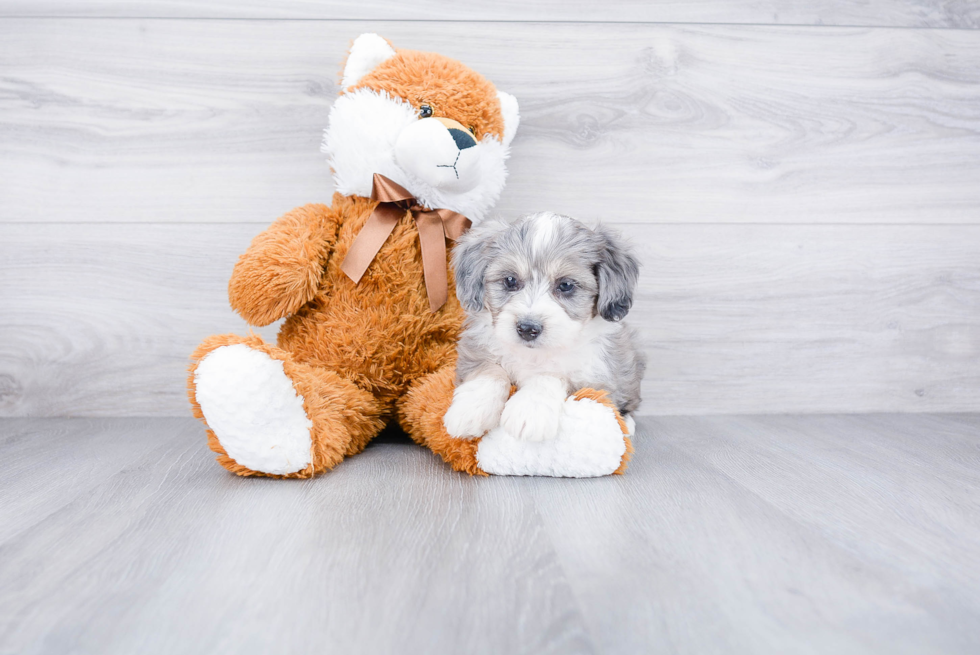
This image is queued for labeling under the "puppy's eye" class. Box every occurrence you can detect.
[418,103,433,119]
[556,279,576,294]
[503,276,520,290]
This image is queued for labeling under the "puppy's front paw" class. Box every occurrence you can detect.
[500,378,566,442]
[443,376,509,439]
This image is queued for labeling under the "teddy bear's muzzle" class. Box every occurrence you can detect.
[394,117,483,192]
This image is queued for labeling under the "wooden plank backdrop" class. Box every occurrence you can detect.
[1,6,979,417]
[4,20,980,224]
[1,1,979,28]
[1,222,977,416]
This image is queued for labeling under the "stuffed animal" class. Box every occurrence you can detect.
[187,34,633,478]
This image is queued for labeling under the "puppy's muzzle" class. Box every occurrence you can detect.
[516,319,543,342]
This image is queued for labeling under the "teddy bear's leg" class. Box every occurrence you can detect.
[188,333,385,478]
[396,365,489,476]
[475,388,634,478]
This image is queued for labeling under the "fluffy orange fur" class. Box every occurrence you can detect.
[353,49,505,142]
[187,45,631,477]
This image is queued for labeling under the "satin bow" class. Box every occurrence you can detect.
[340,174,472,312]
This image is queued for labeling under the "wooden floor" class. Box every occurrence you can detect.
[1,415,978,654]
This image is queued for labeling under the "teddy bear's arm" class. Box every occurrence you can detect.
[228,203,342,326]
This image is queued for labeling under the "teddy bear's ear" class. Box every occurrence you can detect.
[341,33,396,89]
[497,91,520,148]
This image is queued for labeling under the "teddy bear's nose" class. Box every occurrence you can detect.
[448,128,477,150]
[434,117,477,150]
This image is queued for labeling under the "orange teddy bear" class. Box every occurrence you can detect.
[188,34,632,478]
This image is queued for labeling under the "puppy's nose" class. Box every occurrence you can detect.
[516,320,543,342]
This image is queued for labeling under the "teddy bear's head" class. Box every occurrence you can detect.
[323,34,519,223]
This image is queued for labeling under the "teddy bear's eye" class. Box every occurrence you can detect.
[419,104,433,119]
[468,125,477,135]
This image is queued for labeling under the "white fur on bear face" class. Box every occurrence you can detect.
[394,118,482,193]
[323,88,510,223]
[324,88,416,198]
[322,34,519,223]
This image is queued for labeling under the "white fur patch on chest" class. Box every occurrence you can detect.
[496,317,619,391]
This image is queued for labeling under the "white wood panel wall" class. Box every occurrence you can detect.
[1,4,978,417]
[2,1,979,28]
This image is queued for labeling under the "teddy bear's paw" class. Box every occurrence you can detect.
[194,344,313,475]
[476,395,628,477]
[499,377,566,442]
[443,375,509,439]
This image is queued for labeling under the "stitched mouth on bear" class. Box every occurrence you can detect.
[436,151,461,179]
[393,116,483,192]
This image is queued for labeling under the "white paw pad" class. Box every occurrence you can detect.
[194,344,313,475]
[477,398,628,477]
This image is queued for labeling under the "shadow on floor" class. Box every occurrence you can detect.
[368,421,415,445]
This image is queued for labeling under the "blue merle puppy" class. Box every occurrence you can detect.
[443,211,645,442]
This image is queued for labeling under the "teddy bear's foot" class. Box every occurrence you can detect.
[398,369,632,478]
[188,334,384,478]
[193,341,312,475]
[475,388,633,478]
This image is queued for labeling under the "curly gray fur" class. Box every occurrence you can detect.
[452,212,645,415]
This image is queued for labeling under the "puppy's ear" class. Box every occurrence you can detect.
[452,219,508,312]
[594,224,639,321]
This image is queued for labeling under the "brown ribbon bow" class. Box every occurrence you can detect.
[340,173,472,312]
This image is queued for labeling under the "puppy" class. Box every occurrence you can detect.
[444,211,645,442]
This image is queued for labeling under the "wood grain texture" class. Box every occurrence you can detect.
[2,20,980,225]
[0,418,180,544]
[0,418,593,655]
[640,223,980,414]
[0,223,280,417]
[531,413,980,654]
[1,414,978,654]
[1,1,978,28]
[1,222,978,417]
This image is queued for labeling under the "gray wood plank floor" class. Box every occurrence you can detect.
[2,415,978,654]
